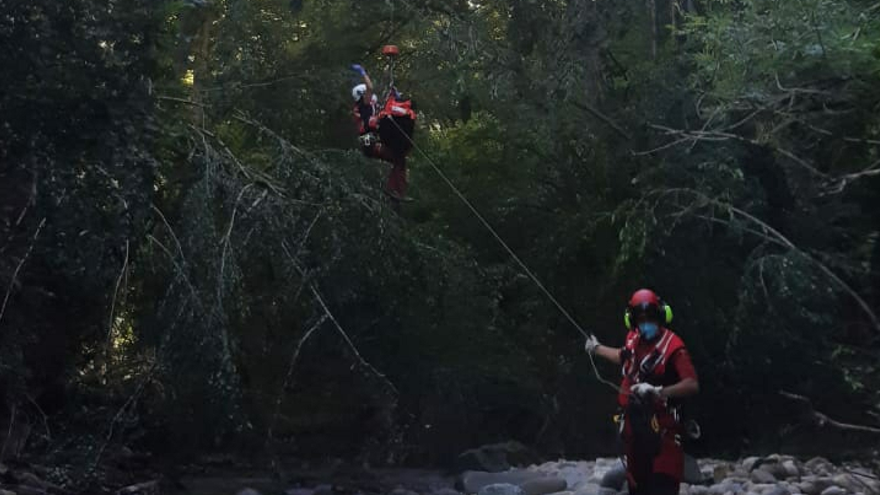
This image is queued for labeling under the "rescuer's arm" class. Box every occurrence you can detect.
[585,335,622,365]
[659,349,699,399]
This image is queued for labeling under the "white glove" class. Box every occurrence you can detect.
[584,335,601,355]
[631,383,663,398]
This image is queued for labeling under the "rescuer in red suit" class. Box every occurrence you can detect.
[585,289,700,495]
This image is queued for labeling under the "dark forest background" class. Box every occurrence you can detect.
[2,0,879,476]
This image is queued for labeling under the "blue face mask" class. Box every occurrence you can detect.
[638,322,660,340]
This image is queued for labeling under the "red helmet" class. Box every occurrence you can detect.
[629,289,660,309]
[624,289,672,329]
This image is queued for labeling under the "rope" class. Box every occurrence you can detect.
[385,117,622,393]
[378,0,619,391]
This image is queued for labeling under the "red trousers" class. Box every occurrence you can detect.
[623,414,683,493]
[363,141,407,201]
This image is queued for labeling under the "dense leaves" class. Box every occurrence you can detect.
[1,0,879,473]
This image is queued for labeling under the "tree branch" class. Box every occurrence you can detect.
[654,188,880,332]
[280,242,398,397]
[779,390,880,435]
[0,217,47,329]
[572,101,632,140]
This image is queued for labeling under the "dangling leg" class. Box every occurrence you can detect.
[385,154,407,205]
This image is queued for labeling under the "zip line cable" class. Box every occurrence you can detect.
[378,1,620,393]
[385,117,622,393]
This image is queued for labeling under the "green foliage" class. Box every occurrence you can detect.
[2,0,880,469]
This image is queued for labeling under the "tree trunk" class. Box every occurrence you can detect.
[648,0,658,60]
[192,12,213,126]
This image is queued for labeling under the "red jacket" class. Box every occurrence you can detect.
[618,328,689,420]
[618,327,693,484]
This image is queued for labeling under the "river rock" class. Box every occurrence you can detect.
[819,487,845,495]
[761,462,789,480]
[433,489,464,495]
[804,459,833,476]
[715,465,733,483]
[836,473,870,493]
[812,477,836,494]
[478,484,526,495]
[460,470,544,494]
[796,481,820,495]
[520,477,567,495]
[709,482,744,495]
[572,483,600,495]
[599,465,626,490]
[743,458,762,472]
[749,483,777,493]
[782,461,800,479]
[389,489,420,495]
[457,442,538,473]
[847,469,880,493]
[236,490,263,495]
[751,469,777,484]
[723,476,750,485]
[0,490,15,495]
[764,485,791,495]
[690,485,710,495]
[684,456,707,484]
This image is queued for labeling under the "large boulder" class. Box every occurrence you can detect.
[599,465,626,491]
[456,442,539,473]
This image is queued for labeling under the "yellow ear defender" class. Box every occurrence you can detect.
[624,302,673,329]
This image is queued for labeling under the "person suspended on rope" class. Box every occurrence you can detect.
[351,64,386,159]
[349,59,416,209]
[584,289,700,495]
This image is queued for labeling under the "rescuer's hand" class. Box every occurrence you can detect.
[631,383,662,398]
[584,335,601,355]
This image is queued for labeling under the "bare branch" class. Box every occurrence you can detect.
[91,363,159,470]
[1,404,16,460]
[266,314,329,444]
[632,137,692,156]
[25,394,51,443]
[0,217,47,329]
[643,123,828,177]
[157,95,209,107]
[779,390,880,435]
[571,101,632,140]
[280,242,399,397]
[823,159,880,194]
[653,188,880,331]
[106,240,130,353]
